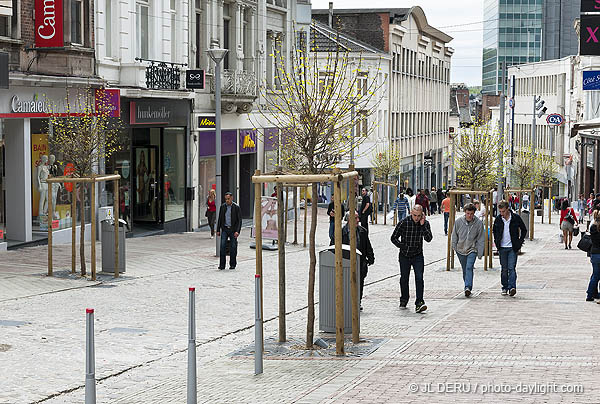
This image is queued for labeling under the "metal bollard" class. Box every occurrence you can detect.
[187,287,197,404]
[85,308,96,404]
[254,274,263,375]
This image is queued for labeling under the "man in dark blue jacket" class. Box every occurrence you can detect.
[493,200,527,297]
[216,192,242,270]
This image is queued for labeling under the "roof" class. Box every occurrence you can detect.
[312,6,453,44]
[310,20,384,54]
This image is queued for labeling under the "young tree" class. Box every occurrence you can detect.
[511,147,537,190]
[255,27,386,348]
[454,122,505,191]
[48,89,124,276]
[537,154,559,188]
[371,145,401,209]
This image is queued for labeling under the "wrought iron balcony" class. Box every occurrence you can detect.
[135,58,187,90]
[211,69,257,97]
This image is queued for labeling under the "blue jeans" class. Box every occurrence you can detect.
[398,210,407,221]
[329,221,335,243]
[399,254,425,306]
[587,254,600,299]
[499,247,518,290]
[444,212,449,234]
[456,252,476,290]
[219,228,238,268]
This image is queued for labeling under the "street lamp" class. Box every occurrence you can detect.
[207,46,228,257]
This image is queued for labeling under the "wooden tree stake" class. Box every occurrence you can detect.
[333,171,344,355]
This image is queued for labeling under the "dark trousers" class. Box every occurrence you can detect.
[430,202,437,214]
[444,212,449,235]
[360,214,369,232]
[359,264,368,302]
[219,228,238,268]
[399,254,425,306]
[207,211,216,236]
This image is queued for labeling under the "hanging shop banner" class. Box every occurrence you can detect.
[95,89,121,117]
[583,71,600,90]
[580,15,600,56]
[582,0,600,13]
[260,197,278,240]
[35,0,64,48]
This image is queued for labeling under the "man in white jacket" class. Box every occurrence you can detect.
[451,203,485,297]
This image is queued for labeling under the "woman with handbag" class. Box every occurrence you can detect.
[586,210,600,302]
[206,189,217,238]
[559,198,578,250]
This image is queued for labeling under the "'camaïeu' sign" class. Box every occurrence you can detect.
[35,0,64,48]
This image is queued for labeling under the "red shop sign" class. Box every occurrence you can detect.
[35,0,64,48]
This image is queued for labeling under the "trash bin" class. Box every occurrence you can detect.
[101,218,127,273]
[319,245,361,334]
[520,210,530,233]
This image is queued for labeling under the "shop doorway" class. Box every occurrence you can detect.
[0,138,4,242]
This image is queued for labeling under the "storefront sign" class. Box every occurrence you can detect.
[186,70,206,89]
[0,88,89,118]
[35,0,64,48]
[582,0,600,12]
[583,71,600,90]
[95,89,120,117]
[198,116,216,129]
[129,101,172,125]
[580,16,600,56]
[240,129,257,153]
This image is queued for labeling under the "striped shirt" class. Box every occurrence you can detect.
[390,216,433,258]
[392,196,410,216]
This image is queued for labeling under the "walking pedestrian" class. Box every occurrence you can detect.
[492,187,498,217]
[493,200,527,297]
[206,189,217,238]
[390,205,433,313]
[593,193,600,213]
[392,192,410,221]
[441,192,451,235]
[415,189,430,216]
[522,192,530,211]
[578,193,586,220]
[437,187,444,214]
[586,210,600,302]
[430,187,438,215]
[339,211,374,310]
[587,192,595,216]
[406,188,416,211]
[216,192,242,270]
[359,188,371,232]
[474,199,486,221]
[559,199,578,250]
[451,203,485,297]
[327,200,345,245]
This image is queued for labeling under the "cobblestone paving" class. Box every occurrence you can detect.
[2,210,598,403]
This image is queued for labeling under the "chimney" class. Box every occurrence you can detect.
[328,2,333,28]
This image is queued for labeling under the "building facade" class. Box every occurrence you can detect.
[482,0,542,94]
[313,7,454,191]
[0,0,100,249]
[542,0,581,61]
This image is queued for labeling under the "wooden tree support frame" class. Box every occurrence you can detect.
[536,185,552,225]
[372,181,398,226]
[46,173,121,281]
[252,168,360,358]
[446,189,494,272]
[504,188,535,241]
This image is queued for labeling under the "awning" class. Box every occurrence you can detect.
[570,117,600,138]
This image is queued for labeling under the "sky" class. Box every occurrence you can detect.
[311,0,485,86]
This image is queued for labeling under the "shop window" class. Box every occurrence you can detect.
[163,128,185,222]
[198,157,215,227]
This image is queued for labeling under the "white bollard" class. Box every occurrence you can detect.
[187,287,197,404]
[255,274,263,375]
[85,308,96,404]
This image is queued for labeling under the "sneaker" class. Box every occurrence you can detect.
[416,303,427,313]
[586,297,595,302]
[360,305,363,311]
[399,301,407,309]
[569,244,572,249]
[211,236,214,239]
[509,288,516,297]
[501,290,508,296]
[229,267,236,270]
[565,246,568,250]
[465,289,471,297]
[597,300,600,304]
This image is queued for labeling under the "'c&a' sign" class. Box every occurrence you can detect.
[581,16,600,56]
[35,0,64,48]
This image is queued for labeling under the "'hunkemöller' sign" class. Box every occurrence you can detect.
[35,0,64,48]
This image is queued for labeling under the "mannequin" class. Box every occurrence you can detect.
[48,155,61,219]
[36,155,49,218]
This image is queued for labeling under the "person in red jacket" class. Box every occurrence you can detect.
[415,189,430,216]
[559,198,578,250]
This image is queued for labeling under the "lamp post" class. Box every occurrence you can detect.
[207,47,228,257]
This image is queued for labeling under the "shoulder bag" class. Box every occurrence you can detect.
[577,232,593,253]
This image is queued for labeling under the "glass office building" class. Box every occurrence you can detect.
[482,0,543,94]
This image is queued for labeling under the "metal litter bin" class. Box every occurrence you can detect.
[319,245,361,334]
[101,218,127,273]
[520,210,530,233]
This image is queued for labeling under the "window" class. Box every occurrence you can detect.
[0,0,18,39]
[355,111,368,137]
[105,0,113,56]
[71,0,83,45]
[170,0,176,62]
[195,0,202,68]
[136,0,149,59]
[223,3,230,69]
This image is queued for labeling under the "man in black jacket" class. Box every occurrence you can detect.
[493,200,527,296]
[216,192,242,270]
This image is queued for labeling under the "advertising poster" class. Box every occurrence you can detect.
[261,196,278,240]
[31,133,48,218]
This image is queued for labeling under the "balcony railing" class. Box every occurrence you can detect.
[211,69,257,97]
[135,58,187,90]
